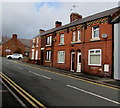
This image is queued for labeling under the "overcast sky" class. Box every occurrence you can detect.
[1,0,119,39]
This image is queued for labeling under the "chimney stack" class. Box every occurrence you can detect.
[39,29,45,34]
[12,34,17,40]
[70,13,82,22]
[55,21,62,28]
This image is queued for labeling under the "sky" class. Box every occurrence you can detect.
[1,0,120,39]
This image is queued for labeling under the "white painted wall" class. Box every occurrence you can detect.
[114,23,120,80]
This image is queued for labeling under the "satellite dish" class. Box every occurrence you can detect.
[102,34,108,38]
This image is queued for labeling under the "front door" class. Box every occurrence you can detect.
[77,52,81,72]
[41,50,44,65]
[71,52,75,71]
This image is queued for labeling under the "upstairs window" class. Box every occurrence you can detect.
[72,31,76,42]
[32,39,35,48]
[36,38,39,47]
[46,50,51,61]
[92,26,99,39]
[47,36,52,45]
[77,30,81,41]
[60,34,64,44]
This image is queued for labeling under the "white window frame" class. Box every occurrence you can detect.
[92,26,99,39]
[36,38,39,47]
[47,36,52,45]
[35,50,38,60]
[31,49,34,60]
[72,31,76,42]
[88,49,102,66]
[58,51,65,63]
[77,30,81,42]
[32,39,35,48]
[60,34,64,45]
[46,50,51,61]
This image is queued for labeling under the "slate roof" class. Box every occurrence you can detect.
[111,15,120,23]
[38,7,119,37]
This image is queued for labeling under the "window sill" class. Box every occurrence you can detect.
[46,44,52,47]
[90,38,100,41]
[58,62,65,64]
[88,64,101,66]
[71,41,81,44]
[59,43,65,46]
[76,41,81,43]
[71,41,76,44]
[45,60,51,62]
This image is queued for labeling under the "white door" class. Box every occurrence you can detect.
[77,52,81,72]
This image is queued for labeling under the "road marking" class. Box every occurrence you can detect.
[17,67,23,70]
[0,90,8,93]
[29,71,51,80]
[0,79,27,108]
[15,62,120,90]
[0,72,46,108]
[67,84,120,105]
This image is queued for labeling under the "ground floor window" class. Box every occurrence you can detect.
[88,49,101,66]
[31,49,34,60]
[35,50,38,60]
[46,50,51,61]
[58,51,65,63]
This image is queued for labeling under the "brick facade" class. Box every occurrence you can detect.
[30,7,120,78]
[2,34,25,56]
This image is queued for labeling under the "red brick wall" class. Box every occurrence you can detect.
[30,37,41,64]
[53,21,113,77]
[2,39,25,56]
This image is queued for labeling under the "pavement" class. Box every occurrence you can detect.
[20,60,120,89]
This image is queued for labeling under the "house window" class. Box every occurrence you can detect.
[77,30,81,41]
[31,49,34,60]
[32,39,35,48]
[35,50,38,60]
[72,31,76,42]
[88,49,101,66]
[58,51,65,63]
[46,50,51,61]
[60,34,64,44]
[36,38,39,47]
[47,36,52,45]
[92,26,99,39]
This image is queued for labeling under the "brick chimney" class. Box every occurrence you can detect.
[39,29,45,34]
[12,34,17,40]
[55,21,62,28]
[70,13,82,22]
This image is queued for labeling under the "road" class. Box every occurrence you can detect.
[1,57,120,107]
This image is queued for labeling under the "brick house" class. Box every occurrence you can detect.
[30,7,120,78]
[1,34,31,56]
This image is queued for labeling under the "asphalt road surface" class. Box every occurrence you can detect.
[1,57,120,107]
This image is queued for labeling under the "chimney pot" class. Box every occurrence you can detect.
[70,13,82,22]
[39,29,45,34]
[12,34,17,40]
[55,21,62,28]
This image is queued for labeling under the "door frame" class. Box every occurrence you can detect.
[71,51,75,72]
[77,51,81,72]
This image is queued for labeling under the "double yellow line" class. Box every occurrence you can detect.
[0,72,46,108]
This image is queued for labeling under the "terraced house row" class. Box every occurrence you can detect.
[30,7,120,79]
